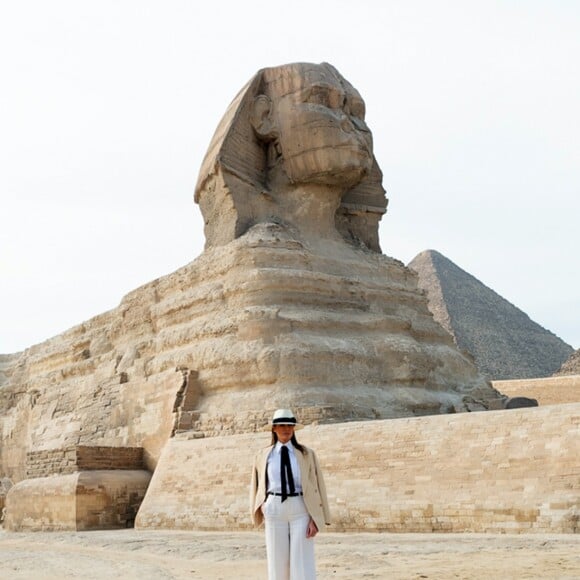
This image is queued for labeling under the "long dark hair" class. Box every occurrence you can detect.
[271,431,305,454]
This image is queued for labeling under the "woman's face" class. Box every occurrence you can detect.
[273,424,295,444]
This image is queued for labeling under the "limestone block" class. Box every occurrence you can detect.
[4,473,78,531]
[5,470,151,531]
[75,470,152,530]
[75,446,144,471]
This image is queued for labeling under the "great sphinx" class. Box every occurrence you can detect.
[185,62,501,431]
[1,64,501,529]
[8,64,577,536]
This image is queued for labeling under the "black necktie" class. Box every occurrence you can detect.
[280,445,295,502]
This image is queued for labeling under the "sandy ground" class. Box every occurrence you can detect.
[0,529,579,579]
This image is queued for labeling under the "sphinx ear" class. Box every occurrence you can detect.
[251,95,277,141]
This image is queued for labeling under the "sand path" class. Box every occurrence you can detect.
[1,529,579,579]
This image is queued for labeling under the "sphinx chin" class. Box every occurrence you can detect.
[304,167,367,189]
[287,146,372,189]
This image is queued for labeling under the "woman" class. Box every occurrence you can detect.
[250,409,331,580]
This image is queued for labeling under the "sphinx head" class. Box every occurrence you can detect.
[195,62,387,250]
[251,63,373,189]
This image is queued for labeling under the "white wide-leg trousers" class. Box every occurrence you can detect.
[263,495,316,580]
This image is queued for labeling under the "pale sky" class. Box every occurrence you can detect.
[1,0,579,354]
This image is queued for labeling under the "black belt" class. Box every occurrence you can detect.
[267,492,303,497]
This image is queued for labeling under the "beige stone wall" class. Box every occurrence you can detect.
[25,448,80,479]
[493,375,580,406]
[136,403,580,534]
[75,470,152,531]
[25,446,144,479]
[75,446,144,471]
[0,359,182,482]
[4,473,79,531]
[4,470,151,531]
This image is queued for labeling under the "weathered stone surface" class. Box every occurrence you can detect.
[0,477,12,519]
[25,446,144,479]
[0,224,501,463]
[195,62,387,252]
[0,341,182,483]
[555,349,580,376]
[5,473,78,531]
[408,249,573,379]
[5,470,151,531]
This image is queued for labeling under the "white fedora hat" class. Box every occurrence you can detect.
[267,409,303,430]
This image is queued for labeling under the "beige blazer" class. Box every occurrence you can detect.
[250,443,331,532]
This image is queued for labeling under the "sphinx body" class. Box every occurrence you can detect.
[156,222,499,436]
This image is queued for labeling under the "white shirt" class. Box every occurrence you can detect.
[266,442,303,494]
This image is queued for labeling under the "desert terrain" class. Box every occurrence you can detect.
[1,529,579,579]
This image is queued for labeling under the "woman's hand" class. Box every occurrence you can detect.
[306,518,318,538]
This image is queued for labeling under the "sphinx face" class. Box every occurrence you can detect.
[265,64,373,188]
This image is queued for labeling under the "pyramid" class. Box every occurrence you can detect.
[554,349,580,376]
[408,250,573,380]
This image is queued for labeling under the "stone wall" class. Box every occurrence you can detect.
[5,473,79,531]
[75,470,151,531]
[492,375,580,406]
[25,448,79,479]
[0,342,183,482]
[76,446,144,471]
[25,446,144,479]
[5,470,151,531]
[136,403,580,534]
